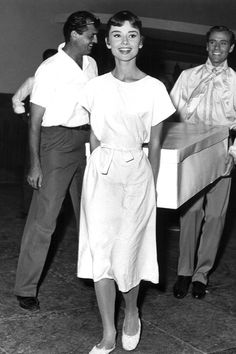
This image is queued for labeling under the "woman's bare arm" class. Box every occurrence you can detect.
[148,122,163,186]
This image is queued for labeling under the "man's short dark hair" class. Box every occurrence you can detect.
[63,11,100,43]
[206,26,235,46]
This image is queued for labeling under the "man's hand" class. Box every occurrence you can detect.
[27,165,43,189]
[223,153,234,176]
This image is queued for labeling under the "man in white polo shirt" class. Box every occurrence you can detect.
[14,11,100,311]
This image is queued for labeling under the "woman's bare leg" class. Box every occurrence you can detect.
[122,284,140,335]
[94,278,117,348]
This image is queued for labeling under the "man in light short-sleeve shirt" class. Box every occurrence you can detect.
[14,11,100,311]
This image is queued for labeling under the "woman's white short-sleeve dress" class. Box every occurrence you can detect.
[77,73,175,292]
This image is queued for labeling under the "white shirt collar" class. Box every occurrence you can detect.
[57,42,89,70]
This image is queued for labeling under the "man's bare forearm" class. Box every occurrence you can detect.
[29,121,41,168]
[27,103,45,189]
[29,104,44,167]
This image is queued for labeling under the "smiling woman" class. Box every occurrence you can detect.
[76,10,175,354]
[105,21,143,64]
[104,11,145,81]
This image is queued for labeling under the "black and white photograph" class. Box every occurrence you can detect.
[0,1,235,353]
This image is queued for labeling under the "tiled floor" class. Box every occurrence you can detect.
[0,177,235,354]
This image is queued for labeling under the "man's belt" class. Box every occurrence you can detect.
[59,124,90,131]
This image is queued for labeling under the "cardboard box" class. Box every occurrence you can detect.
[152,122,229,209]
[86,122,229,210]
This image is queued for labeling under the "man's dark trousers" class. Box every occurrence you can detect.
[14,126,88,297]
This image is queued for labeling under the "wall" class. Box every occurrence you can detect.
[0,0,212,94]
[1,0,154,93]
[1,0,236,93]
[0,0,104,93]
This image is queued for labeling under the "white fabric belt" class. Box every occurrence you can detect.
[99,143,142,175]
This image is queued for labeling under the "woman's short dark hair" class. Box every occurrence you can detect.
[206,26,235,46]
[63,11,100,43]
[106,10,142,36]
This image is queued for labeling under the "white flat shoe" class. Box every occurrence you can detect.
[122,318,141,351]
[89,343,116,354]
